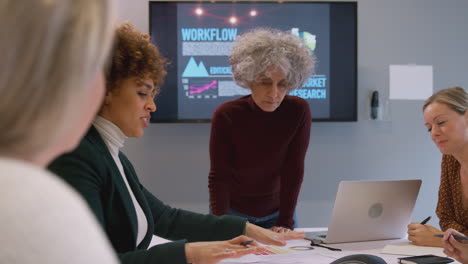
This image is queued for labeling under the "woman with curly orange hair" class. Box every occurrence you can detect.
[49,22,304,264]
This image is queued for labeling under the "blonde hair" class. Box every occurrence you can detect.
[423,86,468,115]
[0,0,115,158]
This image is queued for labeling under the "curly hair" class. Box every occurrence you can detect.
[106,22,168,96]
[423,86,468,114]
[230,28,316,92]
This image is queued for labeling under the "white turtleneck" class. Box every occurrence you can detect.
[92,116,148,247]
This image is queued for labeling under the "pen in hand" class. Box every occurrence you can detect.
[240,240,254,247]
[420,216,431,225]
[434,234,468,241]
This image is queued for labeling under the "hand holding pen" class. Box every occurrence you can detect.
[244,223,305,247]
[441,228,468,263]
[435,233,468,242]
[184,236,263,264]
[240,240,254,247]
[407,216,444,247]
[435,227,468,244]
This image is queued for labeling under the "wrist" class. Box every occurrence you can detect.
[245,222,252,237]
[245,222,258,237]
[185,243,194,264]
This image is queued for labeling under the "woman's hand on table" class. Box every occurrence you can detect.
[185,235,264,264]
[407,223,443,247]
[271,226,293,233]
[245,223,305,246]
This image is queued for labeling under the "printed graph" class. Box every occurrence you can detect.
[253,245,315,256]
[254,246,290,255]
[289,246,314,251]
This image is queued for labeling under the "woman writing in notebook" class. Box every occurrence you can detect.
[408,87,468,247]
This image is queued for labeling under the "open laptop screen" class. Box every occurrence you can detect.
[306,179,422,244]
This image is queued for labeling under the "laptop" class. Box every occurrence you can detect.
[305,179,422,244]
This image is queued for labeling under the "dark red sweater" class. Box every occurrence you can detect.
[208,95,311,228]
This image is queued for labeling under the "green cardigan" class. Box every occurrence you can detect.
[48,126,246,264]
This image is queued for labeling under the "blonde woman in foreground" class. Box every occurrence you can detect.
[0,0,118,263]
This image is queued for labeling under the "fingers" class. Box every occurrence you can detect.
[426,225,440,232]
[214,249,237,259]
[443,247,460,261]
[407,225,430,238]
[214,246,261,258]
[223,244,262,252]
[215,243,265,261]
[407,234,423,246]
[282,230,305,240]
[408,223,428,231]
[443,236,455,252]
[228,235,262,248]
[266,230,304,245]
[408,223,420,229]
[265,233,287,246]
[441,235,465,264]
[245,224,286,246]
[444,229,456,242]
[443,245,461,263]
[270,226,281,233]
[229,235,253,244]
[271,226,292,233]
[186,238,268,264]
[446,228,465,237]
[443,229,468,246]
[271,226,291,233]
[449,234,464,248]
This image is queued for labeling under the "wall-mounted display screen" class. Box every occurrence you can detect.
[149,1,357,122]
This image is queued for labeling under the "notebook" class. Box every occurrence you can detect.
[305,179,422,244]
[398,254,453,264]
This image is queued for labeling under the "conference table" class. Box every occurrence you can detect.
[149,227,460,264]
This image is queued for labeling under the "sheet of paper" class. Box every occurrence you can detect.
[389,64,433,100]
[221,252,336,264]
[220,240,321,264]
[381,242,445,257]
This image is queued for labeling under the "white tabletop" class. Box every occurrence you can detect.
[295,228,458,264]
[149,227,459,264]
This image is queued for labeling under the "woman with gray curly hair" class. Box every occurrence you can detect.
[209,28,316,232]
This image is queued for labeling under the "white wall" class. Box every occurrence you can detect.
[118,0,468,227]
